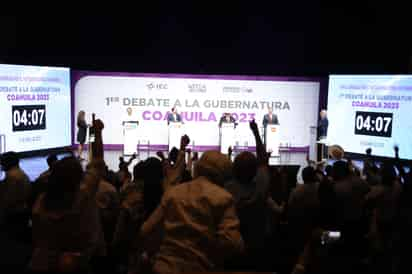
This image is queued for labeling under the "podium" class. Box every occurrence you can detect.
[0,134,5,154]
[168,122,183,151]
[316,138,330,161]
[220,123,236,154]
[265,125,280,157]
[123,121,139,156]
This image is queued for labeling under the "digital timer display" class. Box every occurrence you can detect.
[354,111,393,138]
[12,105,46,132]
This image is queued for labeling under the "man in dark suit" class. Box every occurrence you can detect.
[318,109,329,139]
[262,107,279,146]
[262,107,279,128]
[219,113,236,128]
[167,107,183,125]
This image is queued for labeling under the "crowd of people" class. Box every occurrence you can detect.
[0,118,411,274]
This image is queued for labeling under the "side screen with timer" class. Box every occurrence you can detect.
[0,64,71,153]
[354,111,393,138]
[12,105,46,131]
[327,75,412,160]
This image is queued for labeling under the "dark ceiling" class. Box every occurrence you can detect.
[1,6,410,76]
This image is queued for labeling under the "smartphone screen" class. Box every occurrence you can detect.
[328,231,341,239]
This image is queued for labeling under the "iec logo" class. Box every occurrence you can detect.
[147,83,168,90]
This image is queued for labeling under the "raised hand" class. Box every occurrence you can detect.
[180,134,190,150]
[394,145,399,153]
[249,119,259,134]
[156,151,165,160]
[192,151,199,161]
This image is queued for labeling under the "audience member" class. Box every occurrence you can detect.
[30,157,104,273]
[288,166,320,242]
[2,113,412,274]
[224,120,271,270]
[29,153,58,208]
[0,151,31,224]
[86,159,119,245]
[139,149,244,273]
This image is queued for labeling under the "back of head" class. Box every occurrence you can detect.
[328,145,344,160]
[0,151,19,172]
[302,166,317,184]
[325,165,333,177]
[143,157,163,183]
[44,157,83,211]
[133,160,145,182]
[332,160,350,181]
[233,152,257,184]
[142,157,163,217]
[169,147,179,164]
[380,161,396,186]
[194,151,232,186]
[87,159,107,179]
[46,153,58,168]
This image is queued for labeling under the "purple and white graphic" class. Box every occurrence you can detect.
[0,64,71,153]
[73,72,320,151]
[328,75,412,159]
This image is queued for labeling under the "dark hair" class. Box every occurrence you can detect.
[233,152,257,184]
[381,161,397,186]
[332,160,350,181]
[77,110,85,127]
[86,159,107,179]
[169,147,179,164]
[302,166,317,183]
[0,151,19,172]
[142,157,164,217]
[46,153,58,168]
[43,157,83,211]
[325,165,333,177]
[118,156,128,171]
[133,161,145,182]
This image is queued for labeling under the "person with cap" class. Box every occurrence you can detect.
[139,146,244,273]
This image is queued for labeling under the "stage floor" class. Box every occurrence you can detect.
[1,149,309,183]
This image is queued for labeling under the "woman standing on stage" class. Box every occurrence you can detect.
[76,110,88,159]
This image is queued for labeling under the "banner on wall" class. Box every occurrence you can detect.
[73,72,320,152]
